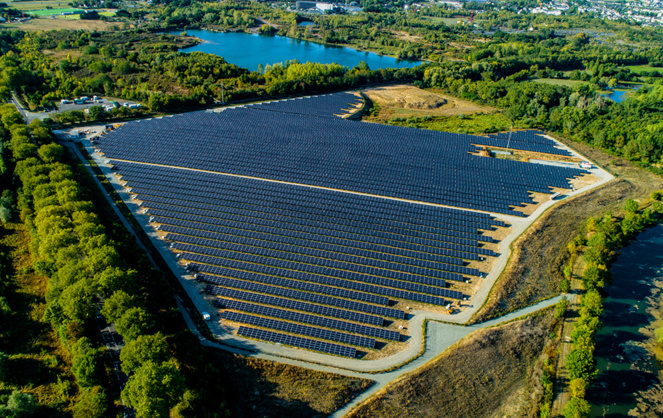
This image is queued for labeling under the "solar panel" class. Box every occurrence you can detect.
[237,326,357,357]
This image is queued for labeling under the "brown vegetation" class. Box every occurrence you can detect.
[346,311,555,418]
[208,350,373,417]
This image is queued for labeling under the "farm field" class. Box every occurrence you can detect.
[7,0,67,10]
[624,64,663,75]
[4,16,115,31]
[90,92,598,361]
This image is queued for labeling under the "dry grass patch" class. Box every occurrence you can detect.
[209,349,373,417]
[6,17,117,31]
[362,85,495,122]
[347,311,555,418]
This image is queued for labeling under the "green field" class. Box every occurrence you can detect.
[27,7,83,16]
[532,78,589,87]
[7,0,68,11]
[388,112,513,135]
[625,65,663,75]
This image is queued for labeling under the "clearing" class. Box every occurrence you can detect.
[532,78,589,88]
[362,85,496,122]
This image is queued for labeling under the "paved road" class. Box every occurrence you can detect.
[64,127,616,417]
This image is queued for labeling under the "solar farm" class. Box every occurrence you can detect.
[92,92,595,359]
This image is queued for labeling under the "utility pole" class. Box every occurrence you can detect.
[506,123,513,154]
[221,82,225,104]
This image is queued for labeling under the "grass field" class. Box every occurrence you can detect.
[362,85,496,123]
[388,112,513,135]
[4,16,116,31]
[7,0,67,10]
[211,351,373,417]
[625,65,663,75]
[28,8,82,16]
[347,311,556,418]
[532,78,589,87]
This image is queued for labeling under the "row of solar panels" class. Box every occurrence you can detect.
[180,250,456,299]
[222,311,376,348]
[215,297,401,341]
[191,262,451,306]
[127,179,494,237]
[147,207,485,255]
[153,216,498,259]
[205,285,385,326]
[122,169,533,218]
[114,162,506,229]
[237,326,357,358]
[161,224,473,265]
[198,273,405,319]
[167,233,481,278]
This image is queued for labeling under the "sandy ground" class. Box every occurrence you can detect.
[362,85,495,120]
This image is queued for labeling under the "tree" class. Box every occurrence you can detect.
[623,199,639,213]
[38,143,64,163]
[580,289,603,318]
[122,361,185,418]
[72,386,107,418]
[569,378,587,399]
[563,396,591,418]
[71,337,101,387]
[0,391,38,417]
[120,332,170,375]
[88,105,108,121]
[101,290,134,324]
[567,348,597,381]
[115,307,153,341]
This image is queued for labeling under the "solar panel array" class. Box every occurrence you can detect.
[96,93,588,216]
[473,131,574,156]
[94,92,588,355]
[238,326,357,357]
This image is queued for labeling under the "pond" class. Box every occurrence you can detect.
[602,86,639,103]
[588,224,663,416]
[172,29,420,72]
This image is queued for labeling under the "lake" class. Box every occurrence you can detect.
[173,29,420,72]
[588,224,663,416]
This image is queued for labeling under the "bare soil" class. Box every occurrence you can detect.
[362,85,494,121]
[346,311,555,418]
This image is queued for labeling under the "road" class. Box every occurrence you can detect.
[62,126,616,417]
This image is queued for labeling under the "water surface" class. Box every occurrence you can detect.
[588,224,663,416]
[174,29,420,72]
